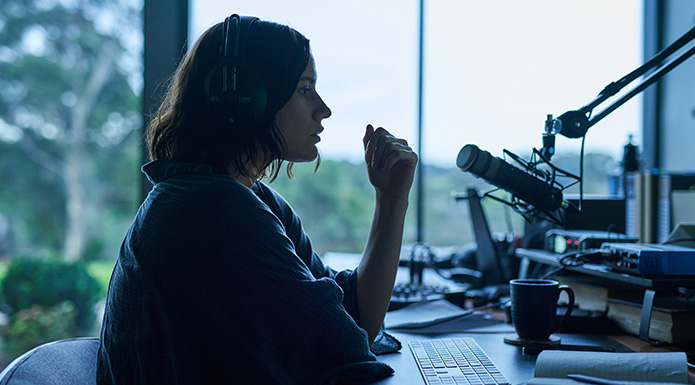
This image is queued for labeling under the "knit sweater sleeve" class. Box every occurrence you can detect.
[252,182,362,324]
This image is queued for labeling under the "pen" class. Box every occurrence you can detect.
[567,374,624,385]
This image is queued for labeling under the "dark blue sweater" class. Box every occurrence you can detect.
[96,160,393,384]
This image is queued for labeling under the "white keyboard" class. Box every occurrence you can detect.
[409,338,510,385]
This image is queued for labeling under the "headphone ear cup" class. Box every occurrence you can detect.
[204,65,267,127]
[230,65,267,126]
[204,65,227,123]
[204,15,266,129]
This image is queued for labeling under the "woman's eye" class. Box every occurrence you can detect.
[299,87,312,95]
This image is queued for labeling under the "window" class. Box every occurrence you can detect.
[0,0,143,362]
[190,1,642,252]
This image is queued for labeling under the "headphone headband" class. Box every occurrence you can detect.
[205,14,266,128]
[222,14,259,95]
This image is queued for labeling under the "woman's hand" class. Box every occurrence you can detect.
[362,124,418,201]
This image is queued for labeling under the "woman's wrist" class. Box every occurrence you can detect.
[374,189,410,208]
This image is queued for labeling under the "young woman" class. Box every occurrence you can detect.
[97,14,417,384]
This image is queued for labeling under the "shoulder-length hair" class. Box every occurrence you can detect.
[146,17,311,180]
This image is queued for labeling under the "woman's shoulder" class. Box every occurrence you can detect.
[252,181,285,203]
[252,181,295,218]
[141,160,265,215]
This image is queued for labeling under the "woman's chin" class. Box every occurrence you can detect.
[286,148,320,163]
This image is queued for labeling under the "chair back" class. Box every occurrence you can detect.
[0,337,99,385]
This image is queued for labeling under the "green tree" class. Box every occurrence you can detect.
[0,0,142,261]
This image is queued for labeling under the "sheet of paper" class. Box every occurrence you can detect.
[533,351,688,384]
[384,299,470,329]
[384,299,515,334]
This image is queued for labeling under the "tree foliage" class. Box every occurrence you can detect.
[0,0,142,261]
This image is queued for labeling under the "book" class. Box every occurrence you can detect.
[526,350,689,385]
[606,296,695,344]
[559,276,640,313]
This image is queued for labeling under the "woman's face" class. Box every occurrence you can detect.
[274,55,332,163]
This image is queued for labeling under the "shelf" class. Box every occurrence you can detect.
[515,248,695,342]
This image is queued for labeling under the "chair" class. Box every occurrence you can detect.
[0,337,99,385]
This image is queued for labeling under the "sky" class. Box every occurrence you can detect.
[190,1,645,167]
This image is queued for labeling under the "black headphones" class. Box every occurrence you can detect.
[205,14,267,128]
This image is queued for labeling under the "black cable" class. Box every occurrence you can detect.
[539,266,566,280]
[557,249,605,267]
[578,135,585,213]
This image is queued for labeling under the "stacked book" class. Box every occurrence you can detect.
[559,276,695,344]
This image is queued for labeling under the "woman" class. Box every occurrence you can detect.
[97,14,417,384]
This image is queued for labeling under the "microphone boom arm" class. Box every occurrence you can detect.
[556,25,695,138]
[587,42,695,131]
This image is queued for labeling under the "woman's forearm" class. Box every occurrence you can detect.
[355,193,409,344]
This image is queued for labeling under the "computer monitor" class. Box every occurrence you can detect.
[564,195,626,234]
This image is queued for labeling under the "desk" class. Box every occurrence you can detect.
[324,251,695,383]
[373,330,634,384]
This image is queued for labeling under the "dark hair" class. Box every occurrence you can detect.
[146,17,311,179]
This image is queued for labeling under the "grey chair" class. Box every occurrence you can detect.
[0,337,99,385]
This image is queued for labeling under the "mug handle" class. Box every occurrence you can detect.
[551,285,575,335]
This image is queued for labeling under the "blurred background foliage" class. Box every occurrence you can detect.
[0,258,102,364]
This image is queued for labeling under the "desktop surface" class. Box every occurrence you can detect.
[322,251,691,384]
[374,331,632,385]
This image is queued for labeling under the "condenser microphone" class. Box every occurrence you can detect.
[456,144,566,213]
